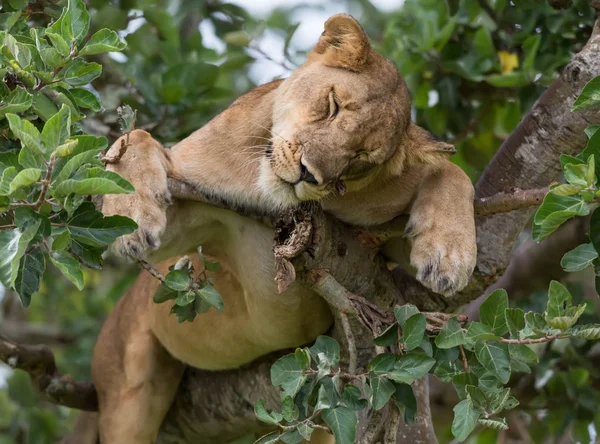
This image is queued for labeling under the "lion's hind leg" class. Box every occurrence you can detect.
[92,271,185,444]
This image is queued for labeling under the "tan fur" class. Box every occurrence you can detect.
[78,14,476,443]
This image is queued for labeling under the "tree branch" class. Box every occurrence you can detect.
[474,187,549,217]
[0,334,97,411]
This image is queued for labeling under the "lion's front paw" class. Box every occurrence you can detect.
[112,223,163,260]
[410,233,476,296]
[104,192,170,261]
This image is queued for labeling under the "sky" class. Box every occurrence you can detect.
[200,0,405,84]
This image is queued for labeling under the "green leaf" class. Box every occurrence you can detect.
[394,304,420,328]
[294,348,311,369]
[402,313,426,351]
[253,431,280,444]
[373,323,399,347]
[7,220,40,287]
[564,163,589,187]
[53,167,134,196]
[368,353,397,375]
[392,382,417,424]
[452,373,479,400]
[565,324,600,340]
[6,114,43,168]
[49,251,84,289]
[309,336,340,369]
[282,395,300,422]
[7,168,41,195]
[465,385,488,410]
[546,280,571,319]
[435,317,466,349]
[321,406,357,444]
[170,303,196,323]
[452,398,481,442]
[525,311,552,334]
[0,167,17,195]
[548,304,586,330]
[550,184,584,196]
[478,417,509,431]
[164,269,192,291]
[572,76,600,111]
[52,136,107,183]
[388,353,436,384]
[271,354,307,398]
[505,308,525,339]
[466,322,502,341]
[532,194,589,242]
[199,283,224,312]
[41,104,70,153]
[45,32,70,57]
[253,399,281,426]
[561,243,598,272]
[480,289,509,336]
[175,290,195,306]
[153,282,178,303]
[341,385,368,411]
[66,202,137,247]
[80,28,126,55]
[69,88,101,112]
[61,60,102,86]
[55,139,78,158]
[369,373,395,410]
[296,423,313,441]
[0,87,32,119]
[474,342,511,384]
[48,0,90,45]
[203,259,221,272]
[14,245,45,307]
[586,126,600,138]
[522,34,541,72]
[508,344,538,374]
[52,231,70,251]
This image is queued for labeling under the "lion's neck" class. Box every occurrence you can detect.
[169,81,284,214]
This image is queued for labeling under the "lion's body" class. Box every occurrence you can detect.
[79,14,477,444]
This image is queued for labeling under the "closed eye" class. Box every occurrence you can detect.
[328,90,340,120]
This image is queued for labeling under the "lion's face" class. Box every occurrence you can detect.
[258,14,412,206]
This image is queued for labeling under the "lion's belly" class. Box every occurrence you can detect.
[150,280,332,370]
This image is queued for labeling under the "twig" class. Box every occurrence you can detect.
[459,345,469,372]
[474,187,549,217]
[137,259,165,282]
[340,313,357,374]
[0,333,97,411]
[498,334,564,344]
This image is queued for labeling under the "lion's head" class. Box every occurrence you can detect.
[258,14,452,206]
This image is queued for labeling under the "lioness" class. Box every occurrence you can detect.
[80,14,476,443]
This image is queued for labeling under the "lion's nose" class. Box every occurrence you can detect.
[299,163,319,185]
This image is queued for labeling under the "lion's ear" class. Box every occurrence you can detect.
[310,14,370,72]
[406,124,457,165]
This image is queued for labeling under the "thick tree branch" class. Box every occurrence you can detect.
[0,334,97,411]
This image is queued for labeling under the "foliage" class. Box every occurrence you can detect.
[256,282,600,442]
[0,0,599,443]
[153,250,223,323]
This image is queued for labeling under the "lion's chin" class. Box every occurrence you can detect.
[257,159,331,208]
